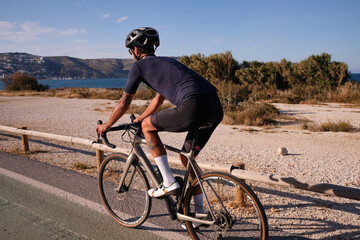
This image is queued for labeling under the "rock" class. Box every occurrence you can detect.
[277,147,288,156]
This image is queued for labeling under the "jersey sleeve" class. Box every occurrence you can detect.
[124,63,142,94]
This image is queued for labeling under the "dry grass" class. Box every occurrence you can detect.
[0,90,55,97]
[223,102,279,126]
[128,102,174,115]
[0,87,156,101]
[128,104,148,115]
[93,101,174,115]
[72,161,93,170]
[0,88,124,99]
[8,147,48,155]
[302,120,355,132]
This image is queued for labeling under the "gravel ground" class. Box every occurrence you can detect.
[0,96,359,239]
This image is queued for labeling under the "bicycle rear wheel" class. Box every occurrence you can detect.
[98,153,151,228]
[183,172,268,240]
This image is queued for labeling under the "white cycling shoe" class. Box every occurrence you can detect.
[148,181,180,198]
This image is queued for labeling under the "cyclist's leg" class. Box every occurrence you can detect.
[180,93,224,213]
[147,94,223,197]
[148,98,198,189]
[142,116,166,157]
[142,117,177,192]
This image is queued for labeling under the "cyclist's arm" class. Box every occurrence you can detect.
[135,93,165,122]
[96,92,134,135]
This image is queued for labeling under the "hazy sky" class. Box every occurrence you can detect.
[1,0,359,72]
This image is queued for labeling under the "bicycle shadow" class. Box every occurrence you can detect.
[268,215,360,240]
[138,158,360,239]
[252,185,360,239]
[253,185,360,216]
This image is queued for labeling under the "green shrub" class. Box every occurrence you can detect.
[216,82,251,111]
[3,72,48,91]
[181,52,358,104]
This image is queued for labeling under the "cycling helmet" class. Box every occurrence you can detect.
[125,27,160,50]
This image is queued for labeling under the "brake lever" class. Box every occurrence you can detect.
[130,114,136,123]
[97,119,116,148]
[102,133,116,148]
[129,114,144,137]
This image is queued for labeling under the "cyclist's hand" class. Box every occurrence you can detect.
[96,123,110,136]
[133,117,143,124]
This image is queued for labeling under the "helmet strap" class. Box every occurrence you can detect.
[134,54,141,61]
[133,47,142,61]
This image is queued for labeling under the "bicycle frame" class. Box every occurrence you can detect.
[117,132,216,227]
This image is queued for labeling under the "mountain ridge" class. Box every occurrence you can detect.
[0,52,134,79]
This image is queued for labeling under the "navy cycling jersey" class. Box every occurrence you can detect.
[124,56,217,106]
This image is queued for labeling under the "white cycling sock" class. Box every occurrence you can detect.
[154,155,176,187]
[193,193,206,213]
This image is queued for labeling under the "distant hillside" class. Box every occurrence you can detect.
[43,56,133,79]
[0,52,134,79]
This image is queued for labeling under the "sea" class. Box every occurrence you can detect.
[0,74,359,90]
[350,73,360,83]
[0,78,128,90]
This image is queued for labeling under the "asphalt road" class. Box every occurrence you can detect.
[0,151,299,240]
[0,151,189,240]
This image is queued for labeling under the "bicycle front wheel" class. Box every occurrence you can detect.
[98,153,151,228]
[183,172,268,240]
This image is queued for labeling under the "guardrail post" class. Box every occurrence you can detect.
[21,127,30,152]
[96,139,104,170]
[233,162,246,206]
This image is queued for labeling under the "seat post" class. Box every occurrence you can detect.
[189,128,200,159]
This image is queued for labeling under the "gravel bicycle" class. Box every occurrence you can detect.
[97,115,268,239]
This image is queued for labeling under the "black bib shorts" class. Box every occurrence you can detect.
[150,92,223,155]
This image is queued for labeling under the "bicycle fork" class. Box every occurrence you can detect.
[115,153,138,192]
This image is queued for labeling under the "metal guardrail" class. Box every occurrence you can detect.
[1,124,359,201]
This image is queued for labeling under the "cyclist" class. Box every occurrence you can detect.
[96,27,223,214]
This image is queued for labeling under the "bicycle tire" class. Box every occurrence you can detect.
[98,153,151,228]
[183,172,268,240]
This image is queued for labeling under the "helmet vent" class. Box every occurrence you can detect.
[145,29,157,36]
